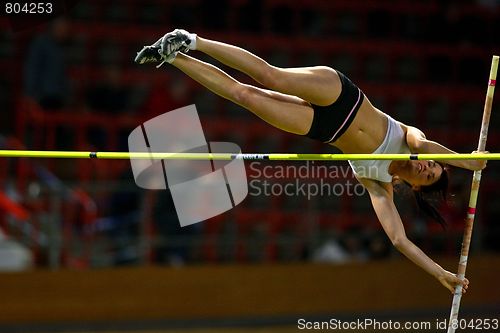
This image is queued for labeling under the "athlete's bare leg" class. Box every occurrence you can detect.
[171,53,314,135]
[195,37,342,107]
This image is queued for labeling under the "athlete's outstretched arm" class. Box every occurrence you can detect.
[406,126,487,171]
[358,178,469,294]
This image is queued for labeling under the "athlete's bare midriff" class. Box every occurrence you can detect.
[332,96,407,153]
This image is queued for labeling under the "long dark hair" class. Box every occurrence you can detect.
[412,162,449,227]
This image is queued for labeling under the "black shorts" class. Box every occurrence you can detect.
[305,71,364,143]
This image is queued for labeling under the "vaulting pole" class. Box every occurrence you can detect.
[447,55,498,333]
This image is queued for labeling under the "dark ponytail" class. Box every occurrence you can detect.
[412,162,449,228]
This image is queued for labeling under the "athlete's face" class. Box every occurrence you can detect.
[406,160,443,188]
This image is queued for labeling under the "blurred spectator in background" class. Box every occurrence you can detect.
[153,189,201,266]
[312,237,350,264]
[23,16,73,151]
[96,168,143,265]
[313,227,391,264]
[0,229,33,271]
[339,226,369,262]
[86,65,131,114]
[367,231,392,260]
[24,16,71,110]
[85,65,132,150]
[312,226,351,264]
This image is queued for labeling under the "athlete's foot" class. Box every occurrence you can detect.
[160,29,197,57]
[134,37,177,67]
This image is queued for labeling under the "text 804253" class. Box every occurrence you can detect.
[4,2,53,15]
